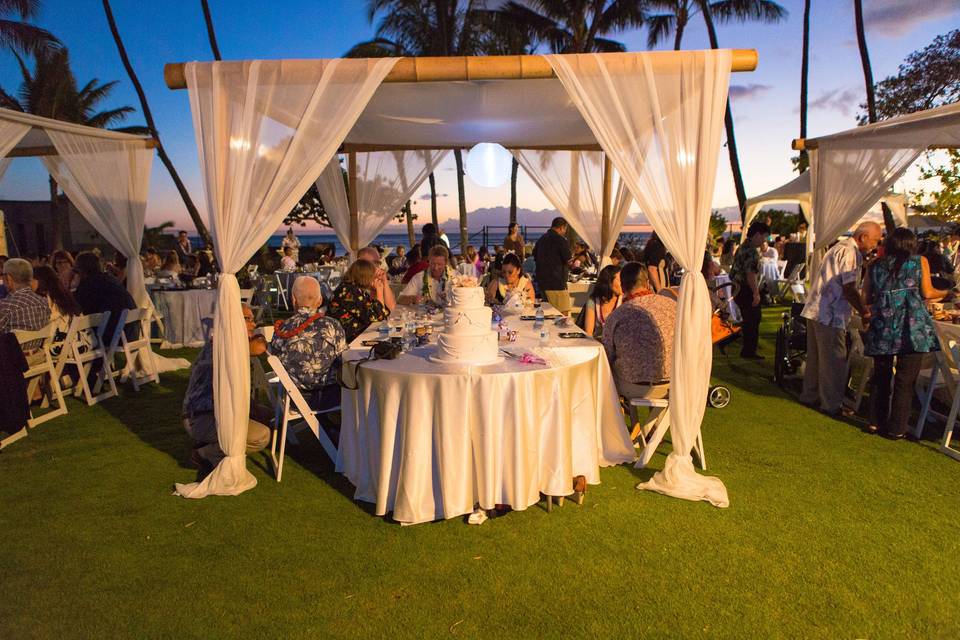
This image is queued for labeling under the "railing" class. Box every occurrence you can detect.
[466,225,550,250]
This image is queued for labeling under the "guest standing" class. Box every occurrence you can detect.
[503,222,525,260]
[642,231,668,292]
[281,228,301,263]
[582,264,622,338]
[532,217,573,316]
[419,223,443,256]
[863,228,947,438]
[729,221,769,360]
[327,259,391,342]
[800,222,882,416]
[175,230,193,262]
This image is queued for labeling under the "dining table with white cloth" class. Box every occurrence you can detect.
[152,288,218,348]
[336,303,636,524]
[760,257,781,285]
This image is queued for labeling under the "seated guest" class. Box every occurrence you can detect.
[157,251,182,281]
[0,259,51,353]
[182,304,270,478]
[33,265,80,334]
[196,249,215,277]
[485,252,535,306]
[107,253,128,285]
[919,239,955,290]
[270,277,347,412]
[602,262,676,400]
[327,259,391,342]
[609,248,625,267]
[582,264,622,338]
[356,246,396,312]
[0,255,7,299]
[73,251,136,342]
[52,250,77,292]
[183,254,200,277]
[280,246,297,271]
[143,247,162,275]
[401,245,427,284]
[387,245,407,276]
[398,244,454,306]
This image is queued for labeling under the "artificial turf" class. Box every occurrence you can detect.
[2,307,960,639]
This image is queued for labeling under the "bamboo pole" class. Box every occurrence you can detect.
[5,139,159,158]
[601,154,612,256]
[348,151,359,254]
[340,143,604,153]
[163,49,760,90]
[793,137,959,151]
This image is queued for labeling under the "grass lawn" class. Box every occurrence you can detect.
[2,307,960,638]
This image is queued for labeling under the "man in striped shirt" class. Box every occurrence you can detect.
[0,258,50,356]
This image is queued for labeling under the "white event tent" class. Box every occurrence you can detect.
[0,107,188,372]
[743,170,907,241]
[164,49,759,506]
[793,101,960,278]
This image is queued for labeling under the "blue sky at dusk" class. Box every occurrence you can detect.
[1,0,959,232]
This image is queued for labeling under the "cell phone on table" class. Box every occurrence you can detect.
[559,332,591,339]
[361,339,380,346]
[520,315,536,320]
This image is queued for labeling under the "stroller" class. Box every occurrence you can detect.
[774,302,807,386]
[706,279,741,409]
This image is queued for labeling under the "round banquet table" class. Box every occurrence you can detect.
[152,289,218,348]
[336,305,636,525]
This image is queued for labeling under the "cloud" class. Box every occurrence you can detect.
[728,83,772,101]
[417,192,448,200]
[864,0,959,38]
[804,87,862,116]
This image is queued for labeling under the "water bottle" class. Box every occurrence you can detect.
[403,319,418,352]
[377,322,390,339]
[534,305,544,328]
[539,325,550,346]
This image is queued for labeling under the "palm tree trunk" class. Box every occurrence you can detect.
[509,157,518,225]
[673,20,685,50]
[200,0,222,60]
[798,0,811,173]
[48,175,63,251]
[853,0,877,123]
[428,171,438,227]
[454,149,468,253]
[101,0,213,249]
[404,200,415,247]
[702,6,748,221]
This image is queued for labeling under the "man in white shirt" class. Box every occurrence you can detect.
[438,225,451,249]
[800,221,882,415]
[398,245,453,306]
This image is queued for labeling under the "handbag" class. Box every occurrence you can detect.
[339,340,403,390]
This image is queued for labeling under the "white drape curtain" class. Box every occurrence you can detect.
[317,149,449,257]
[548,50,732,507]
[0,118,30,159]
[512,149,632,261]
[175,58,397,498]
[40,132,154,309]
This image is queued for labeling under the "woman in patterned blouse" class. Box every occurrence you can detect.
[326,260,390,343]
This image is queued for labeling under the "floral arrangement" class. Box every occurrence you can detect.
[451,274,479,288]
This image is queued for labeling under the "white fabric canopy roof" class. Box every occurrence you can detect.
[176,51,738,505]
[805,101,960,283]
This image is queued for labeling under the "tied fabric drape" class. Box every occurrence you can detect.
[548,50,732,507]
[176,58,397,498]
[0,117,30,159]
[512,150,632,262]
[317,149,449,256]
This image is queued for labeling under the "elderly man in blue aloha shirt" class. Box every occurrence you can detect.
[270,276,347,414]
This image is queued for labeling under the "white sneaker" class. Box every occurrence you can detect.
[467,508,488,525]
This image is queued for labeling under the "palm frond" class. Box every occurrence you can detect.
[591,36,627,53]
[0,0,42,19]
[708,0,787,24]
[84,106,134,129]
[645,13,676,49]
[0,18,59,55]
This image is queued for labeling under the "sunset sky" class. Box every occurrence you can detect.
[1,0,958,232]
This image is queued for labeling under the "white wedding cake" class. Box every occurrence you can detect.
[430,277,500,365]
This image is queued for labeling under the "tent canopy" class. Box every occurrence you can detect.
[0,107,156,157]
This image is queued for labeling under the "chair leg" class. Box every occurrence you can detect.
[915,364,940,438]
[636,411,670,469]
[694,431,706,471]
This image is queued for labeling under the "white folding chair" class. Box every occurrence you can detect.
[626,387,705,471]
[266,354,340,482]
[117,308,159,391]
[844,318,873,413]
[13,323,67,428]
[274,273,289,310]
[57,312,118,406]
[239,288,254,305]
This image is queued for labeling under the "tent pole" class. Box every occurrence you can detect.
[601,154,612,257]
[348,152,359,254]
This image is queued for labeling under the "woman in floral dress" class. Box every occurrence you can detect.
[863,228,948,438]
[326,260,390,343]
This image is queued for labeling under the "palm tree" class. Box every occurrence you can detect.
[0,49,142,250]
[349,0,487,252]
[647,0,787,222]
[853,0,876,124]
[101,0,213,248]
[797,0,810,173]
[501,0,646,54]
[200,0,222,60]
[1,0,58,55]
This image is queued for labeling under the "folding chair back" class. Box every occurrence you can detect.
[64,312,118,406]
[266,354,338,481]
[118,308,159,391]
[937,340,960,461]
[13,323,67,428]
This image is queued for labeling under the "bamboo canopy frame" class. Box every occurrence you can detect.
[165,50,759,254]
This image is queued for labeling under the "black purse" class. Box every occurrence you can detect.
[339,340,403,390]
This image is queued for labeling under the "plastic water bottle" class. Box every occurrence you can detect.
[377,322,390,339]
[403,320,418,352]
[539,325,550,346]
[534,305,544,328]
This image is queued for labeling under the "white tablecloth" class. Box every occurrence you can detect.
[336,305,636,524]
[760,258,780,285]
[713,273,740,322]
[153,289,218,348]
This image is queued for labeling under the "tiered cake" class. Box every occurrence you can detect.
[430,278,500,365]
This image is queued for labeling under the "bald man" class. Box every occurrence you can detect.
[800,221,882,416]
[270,276,347,413]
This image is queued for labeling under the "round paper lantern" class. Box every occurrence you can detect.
[465,142,513,188]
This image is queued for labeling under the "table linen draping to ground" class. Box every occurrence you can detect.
[337,305,636,524]
[153,289,218,348]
